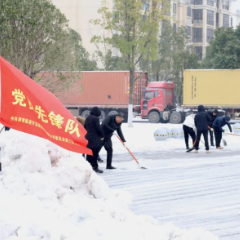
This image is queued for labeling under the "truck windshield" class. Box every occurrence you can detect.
[145,91,154,100]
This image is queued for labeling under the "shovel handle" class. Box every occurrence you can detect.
[115,135,140,164]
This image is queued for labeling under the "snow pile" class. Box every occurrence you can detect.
[0,129,219,240]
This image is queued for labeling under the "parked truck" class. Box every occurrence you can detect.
[182,69,240,119]
[39,69,240,123]
[141,69,240,123]
[39,71,148,122]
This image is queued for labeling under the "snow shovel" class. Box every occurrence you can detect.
[208,126,227,146]
[115,134,147,169]
[186,138,197,152]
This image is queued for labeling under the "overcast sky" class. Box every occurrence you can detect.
[231,0,240,13]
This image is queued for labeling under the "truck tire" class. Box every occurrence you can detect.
[169,112,182,124]
[148,111,160,123]
[81,110,90,119]
[108,110,118,116]
[100,110,106,122]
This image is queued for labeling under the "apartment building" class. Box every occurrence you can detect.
[172,0,232,59]
[52,0,232,62]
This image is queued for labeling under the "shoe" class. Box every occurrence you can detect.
[211,144,215,147]
[194,150,198,153]
[186,147,189,150]
[206,150,211,154]
[93,168,103,173]
[217,147,223,150]
[98,159,104,163]
[106,166,116,170]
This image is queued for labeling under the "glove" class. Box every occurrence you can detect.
[210,128,213,132]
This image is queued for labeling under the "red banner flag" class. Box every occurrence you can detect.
[0,56,92,155]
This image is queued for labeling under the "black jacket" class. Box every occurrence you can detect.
[101,115,126,142]
[208,112,218,127]
[84,107,104,149]
[194,105,211,132]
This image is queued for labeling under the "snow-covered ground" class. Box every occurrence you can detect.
[0,122,239,240]
[100,122,239,156]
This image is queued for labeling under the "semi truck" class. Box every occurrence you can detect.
[38,69,240,123]
[38,71,148,122]
[141,69,240,123]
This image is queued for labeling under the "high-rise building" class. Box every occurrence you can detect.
[172,0,232,60]
[52,0,232,63]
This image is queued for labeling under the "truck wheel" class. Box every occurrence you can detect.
[148,111,160,123]
[108,110,118,116]
[81,110,90,119]
[169,112,182,124]
[100,110,106,122]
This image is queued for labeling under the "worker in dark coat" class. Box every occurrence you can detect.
[76,116,104,163]
[194,105,211,153]
[101,113,126,169]
[208,109,218,146]
[213,116,232,149]
[85,107,104,173]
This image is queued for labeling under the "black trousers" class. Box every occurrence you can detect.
[104,138,113,167]
[195,130,209,151]
[208,129,214,145]
[86,146,102,169]
[213,127,222,148]
[183,125,196,148]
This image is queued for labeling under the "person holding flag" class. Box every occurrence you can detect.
[84,107,104,173]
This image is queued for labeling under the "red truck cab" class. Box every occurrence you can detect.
[141,81,184,123]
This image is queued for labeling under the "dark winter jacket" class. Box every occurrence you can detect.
[84,107,104,149]
[213,116,232,132]
[208,110,218,127]
[194,105,211,132]
[101,115,126,142]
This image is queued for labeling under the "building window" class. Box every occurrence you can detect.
[195,46,203,60]
[173,3,177,14]
[173,24,177,32]
[187,7,192,17]
[207,0,214,6]
[113,13,119,23]
[193,28,203,42]
[222,0,229,10]
[186,26,192,37]
[216,13,219,27]
[142,0,149,11]
[207,28,214,43]
[192,0,203,5]
[217,0,219,9]
[193,9,203,24]
[223,14,229,27]
[207,10,214,26]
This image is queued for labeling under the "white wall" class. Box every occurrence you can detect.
[51,0,111,57]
